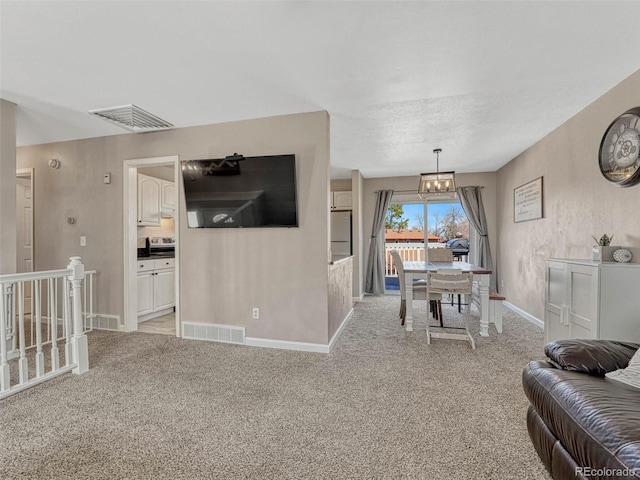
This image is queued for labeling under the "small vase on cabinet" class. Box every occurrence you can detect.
[592,245,620,262]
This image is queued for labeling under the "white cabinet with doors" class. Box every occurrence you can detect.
[137,258,175,321]
[331,191,352,210]
[137,174,161,226]
[138,174,175,224]
[545,258,640,343]
[160,179,176,217]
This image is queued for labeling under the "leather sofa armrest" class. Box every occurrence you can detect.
[544,339,640,376]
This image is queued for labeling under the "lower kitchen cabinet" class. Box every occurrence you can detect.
[545,258,640,343]
[137,258,175,321]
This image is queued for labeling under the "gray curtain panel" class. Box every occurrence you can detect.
[365,189,394,294]
[456,186,497,291]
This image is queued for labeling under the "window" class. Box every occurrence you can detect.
[384,199,470,293]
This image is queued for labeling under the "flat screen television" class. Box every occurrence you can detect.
[181,154,298,228]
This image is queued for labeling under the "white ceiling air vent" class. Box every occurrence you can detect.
[88,104,173,133]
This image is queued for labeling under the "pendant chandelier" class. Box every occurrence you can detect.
[418,148,456,199]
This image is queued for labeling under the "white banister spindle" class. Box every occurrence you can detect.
[49,278,59,372]
[63,277,71,367]
[17,282,28,384]
[30,280,35,346]
[8,283,16,352]
[34,279,45,377]
[0,284,11,392]
[68,257,88,374]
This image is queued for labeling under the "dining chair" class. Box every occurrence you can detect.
[425,268,476,349]
[390,250,442,326]
[428,247,464,312]
[426,247,454,262]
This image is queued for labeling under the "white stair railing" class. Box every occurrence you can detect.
[0,257,90,399]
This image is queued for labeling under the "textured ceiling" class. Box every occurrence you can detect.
[2,1,640,179]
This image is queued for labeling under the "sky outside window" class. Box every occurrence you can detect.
[401,203,462,230]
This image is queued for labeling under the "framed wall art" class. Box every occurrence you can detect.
[514,176,543,223]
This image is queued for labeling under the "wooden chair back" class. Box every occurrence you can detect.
[427,248,454,262]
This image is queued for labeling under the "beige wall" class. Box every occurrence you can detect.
[360,172,497,296]
[496,69,640,321]
[16,111,332,344]
[1,99,17,274]
[330,179,351,192]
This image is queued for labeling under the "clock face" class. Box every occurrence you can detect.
[599,107,640,186]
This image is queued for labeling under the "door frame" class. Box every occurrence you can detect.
[123,155,180,335]
[16,168,34,272]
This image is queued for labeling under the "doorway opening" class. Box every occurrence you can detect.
[384,199,469,294]
[123,156,180,336]
[16,168,34,312]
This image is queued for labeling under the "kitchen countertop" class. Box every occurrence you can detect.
[137,254,175,260]
[329,255,353,265]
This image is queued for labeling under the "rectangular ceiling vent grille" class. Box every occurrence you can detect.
[89,104,173,133]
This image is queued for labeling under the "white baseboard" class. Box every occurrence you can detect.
[245,336,330,353]
[181,308,354,354]
[328,308,353,351]
[353,292,365,302]
[504,301,543,329]
[246,307,354,354]
[138,308,173,323]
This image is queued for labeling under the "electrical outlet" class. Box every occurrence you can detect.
[501,280,504,289]
[80,235,86,247]
[252,307,260,319]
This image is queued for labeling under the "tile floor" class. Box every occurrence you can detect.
[137,312,176,336]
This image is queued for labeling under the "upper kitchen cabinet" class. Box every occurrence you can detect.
[138,174,161,226]
[331,191,352,211]
[138,174,175,225]
[160,180,176,218]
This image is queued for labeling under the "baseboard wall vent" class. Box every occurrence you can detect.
[86,314,124,332]
[182,322,246,345]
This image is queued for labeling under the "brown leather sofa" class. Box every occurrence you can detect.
[523,339,640,480]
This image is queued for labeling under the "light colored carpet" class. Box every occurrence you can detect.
[0,296,550,479]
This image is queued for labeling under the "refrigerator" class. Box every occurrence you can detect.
[331,211,352,256]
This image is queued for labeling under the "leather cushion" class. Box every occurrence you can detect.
[523,361,640,476]
[545,339,639,376]
[606,348,640,389]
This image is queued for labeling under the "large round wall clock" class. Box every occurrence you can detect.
[599,107,640,187]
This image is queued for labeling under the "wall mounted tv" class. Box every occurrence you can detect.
[181,154,298,228]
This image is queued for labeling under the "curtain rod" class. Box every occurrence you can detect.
[373,186,484,194]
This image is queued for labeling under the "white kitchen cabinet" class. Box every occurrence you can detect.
[331,191,352,210]
[137,271,154,316]
[137,174,161,226]
[137,258,175,322]
[545,258,640,343]
[160,180,176,217]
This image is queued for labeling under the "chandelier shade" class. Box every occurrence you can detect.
[418,148,456,199]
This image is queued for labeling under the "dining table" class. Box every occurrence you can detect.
[402,260,494,336]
